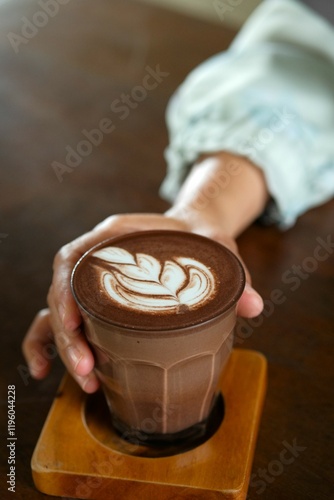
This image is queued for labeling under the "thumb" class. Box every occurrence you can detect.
[237,282,263,318]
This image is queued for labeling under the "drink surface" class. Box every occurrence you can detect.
[72,230,245,331]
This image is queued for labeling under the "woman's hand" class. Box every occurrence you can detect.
[22,212,262,393]
[22,151,268,394]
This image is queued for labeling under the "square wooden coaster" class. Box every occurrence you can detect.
[31,349,267,499]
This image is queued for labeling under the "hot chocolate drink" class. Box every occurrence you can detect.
[71,230,245,444]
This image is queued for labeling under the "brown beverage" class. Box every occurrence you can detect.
[71,230,245,444]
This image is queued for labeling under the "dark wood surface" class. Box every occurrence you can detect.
[0,1,333,499]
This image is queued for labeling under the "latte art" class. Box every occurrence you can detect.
[92,247,216,312]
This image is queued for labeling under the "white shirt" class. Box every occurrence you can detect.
[161,0,334,228]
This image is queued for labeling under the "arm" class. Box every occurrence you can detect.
[161,0,334,230]
[167,151,269,239]
[22,151,267,394]
[23,0,334,393]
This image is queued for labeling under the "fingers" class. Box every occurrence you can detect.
[50,213,185,330]
[51,211,189,334]
[228,251,264,318]
[55,330,100,394]
[213,239,264,318]
[237,282,264,318]
[84,213,265,320]
[51,242,93,333]
[94,214,264,319]
[24,211,264,397]
[47,290,100,393]
[223,247,264,318]
[22,308,100,393]
[191,226,264,318]
[21,232,99,392]
[45,213,184,392]
[22,309,54,379]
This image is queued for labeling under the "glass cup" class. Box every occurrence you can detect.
[71,230,245,446]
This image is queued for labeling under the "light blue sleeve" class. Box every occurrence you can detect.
[160,0,334,228]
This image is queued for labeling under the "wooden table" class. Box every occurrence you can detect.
[0,1,333,499]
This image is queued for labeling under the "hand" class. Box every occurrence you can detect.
[22,212,263,393]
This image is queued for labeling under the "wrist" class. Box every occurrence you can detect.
[166,152,269,238]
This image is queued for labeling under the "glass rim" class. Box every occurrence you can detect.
[71,230,245,332]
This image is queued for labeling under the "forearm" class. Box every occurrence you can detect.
[166,151,269,238]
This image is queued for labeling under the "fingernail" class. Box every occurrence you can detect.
[83,376,99,393]
[66,345,83,371]
[29,361,46,379]
[29,351,48,376]
[29,363,41,378]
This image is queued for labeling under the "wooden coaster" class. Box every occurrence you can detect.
[31,349,267,499]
